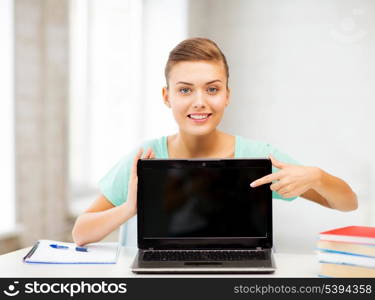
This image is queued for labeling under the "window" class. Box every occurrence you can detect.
[69,0,187,211]
[0,0,15,233]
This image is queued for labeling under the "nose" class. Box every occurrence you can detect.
[192,90,206,109]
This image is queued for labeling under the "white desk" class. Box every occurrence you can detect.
[0,247,319,277]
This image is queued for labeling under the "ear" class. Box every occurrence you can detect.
[162,87,171,108]
[225,87,231,106]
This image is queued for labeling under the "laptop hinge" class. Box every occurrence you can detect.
[145,247,264,251]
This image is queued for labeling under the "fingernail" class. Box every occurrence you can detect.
[250,182,255,187]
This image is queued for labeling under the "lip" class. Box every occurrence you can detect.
[187,113,212,123]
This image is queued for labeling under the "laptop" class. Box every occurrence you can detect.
[131,158,276,273]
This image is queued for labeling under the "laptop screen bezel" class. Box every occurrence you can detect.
[137,158,273,250]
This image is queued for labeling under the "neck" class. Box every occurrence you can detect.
[171,130,225,158]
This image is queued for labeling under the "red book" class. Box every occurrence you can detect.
[320,226,375,245]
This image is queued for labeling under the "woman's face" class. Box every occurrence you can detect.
[163,60,230,136]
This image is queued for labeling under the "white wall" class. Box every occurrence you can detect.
[188,0,375,252]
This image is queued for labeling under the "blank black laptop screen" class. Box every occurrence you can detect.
[138,160,271,239]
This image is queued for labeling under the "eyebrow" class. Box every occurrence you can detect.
[176,80,222,86]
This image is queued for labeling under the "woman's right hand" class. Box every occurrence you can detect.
[125,148,155,215]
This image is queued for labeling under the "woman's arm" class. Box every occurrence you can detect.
[250,155,358,212]
[72,195,136,246]
[300,168,358,211]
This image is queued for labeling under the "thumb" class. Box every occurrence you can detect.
[269,154,287,169]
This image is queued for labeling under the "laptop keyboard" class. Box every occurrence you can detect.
[143,250,267,261]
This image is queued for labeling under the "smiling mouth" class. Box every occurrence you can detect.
[187,113,212,120]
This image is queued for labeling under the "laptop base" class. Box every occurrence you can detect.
[131,251,276,274]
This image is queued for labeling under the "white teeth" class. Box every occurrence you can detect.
[189,114,209,120]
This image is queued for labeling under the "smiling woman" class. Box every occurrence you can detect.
[161,38,233,158]
[72,37,357,247]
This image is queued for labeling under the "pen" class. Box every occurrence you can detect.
[49,244,88,252]
[50,244,68,249]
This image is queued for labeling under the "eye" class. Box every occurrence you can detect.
[207,87,218,94]
[179,87,192,95]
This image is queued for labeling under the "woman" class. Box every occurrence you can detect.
[72,37,357,246]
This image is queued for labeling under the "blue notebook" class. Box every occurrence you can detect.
[23,240,120,264]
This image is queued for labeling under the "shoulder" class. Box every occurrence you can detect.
[236,135,300,165]
[97,136,166,206]
[236,135,275,157]
[102,136,165,178]
[140,136,167,156]
[138,136,167,158]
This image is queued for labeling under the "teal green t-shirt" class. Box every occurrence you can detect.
[98,135,300,206]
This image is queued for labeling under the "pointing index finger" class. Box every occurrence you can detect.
[250,172,281,187]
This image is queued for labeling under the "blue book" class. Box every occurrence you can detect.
[317,249,375,268]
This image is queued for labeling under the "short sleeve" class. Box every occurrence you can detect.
[97,137,165,207]
[98,153,134,207]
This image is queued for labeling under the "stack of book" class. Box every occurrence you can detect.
[317,226,375,277]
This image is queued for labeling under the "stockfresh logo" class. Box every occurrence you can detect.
[3,280,127,297]
[3,281,20,297]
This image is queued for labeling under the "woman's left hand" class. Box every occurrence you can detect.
[250,155,321,199]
